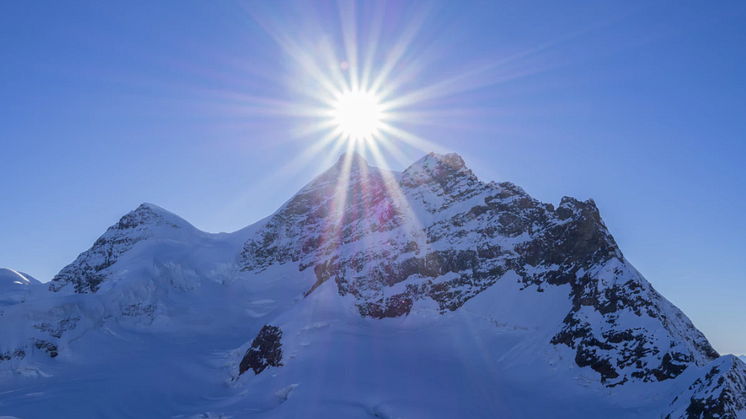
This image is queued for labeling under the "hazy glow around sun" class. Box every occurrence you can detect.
[242,1,453,167]
[332,90,382,141]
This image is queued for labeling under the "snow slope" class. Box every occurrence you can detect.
[0,268,42,308]
[0,152,743,419]
[0,268,40,287]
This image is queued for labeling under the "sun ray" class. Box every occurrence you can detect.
[368,132,416,170]
[377,122,447,154]
[286,137,342,176]
[368,5,432,94]
[358,0,387,92]
[379,63,497,112]
[365,137,428,245]
[330,140,358,223]
[337,0,360,92]
[244,8,344,101]
[231,1,525,201]
[289,118,343,140]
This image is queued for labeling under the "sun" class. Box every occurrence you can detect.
[332,90,382,141]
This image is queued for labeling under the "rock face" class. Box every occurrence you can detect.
[239,325,284,375]
[237,152,720,388]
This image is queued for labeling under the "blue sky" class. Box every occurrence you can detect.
[1,1,744,355]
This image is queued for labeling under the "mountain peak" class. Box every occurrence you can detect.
[49,202,197,293]
[133,202,178,219]
[422,151,466,170]
[401,151,477,194]
[404,152,470,176]
[122,202,195,231]
[136,202,168,213]
[335,151,369,167]
[330,151,371,177]
[296,151,382,198]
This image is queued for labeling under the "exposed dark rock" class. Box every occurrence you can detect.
[0,349,26,362]
[239,325,284,376]
[358,295,413,319]
[122,303,156,317]
[33,339,59,358]
[33,316,79,338]
[652,352,692,381]
[576,346,619,383]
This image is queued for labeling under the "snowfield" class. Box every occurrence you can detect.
[0,153,743,419]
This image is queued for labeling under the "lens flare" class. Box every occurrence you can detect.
[332,90,382,141]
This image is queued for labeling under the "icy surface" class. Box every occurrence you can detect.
[0,153,743,419]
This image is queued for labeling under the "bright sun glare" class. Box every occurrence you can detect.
[332,90,382,142]
[240,2,458,167]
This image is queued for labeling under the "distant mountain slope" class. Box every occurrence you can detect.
[48,203,204,293]
[0,152,742,419]
[0,268,42,307]
[0,268,40,287]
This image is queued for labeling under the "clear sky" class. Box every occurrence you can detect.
[1,1,744,355]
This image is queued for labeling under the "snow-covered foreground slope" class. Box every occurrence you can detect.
[0,153,744,419]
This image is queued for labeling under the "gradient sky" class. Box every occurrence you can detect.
[1,1,744,355]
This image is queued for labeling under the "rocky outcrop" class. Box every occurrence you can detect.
[0,349,26,362]
[239,325,284,375]
[32,340,59,358]
[33,316,79,338]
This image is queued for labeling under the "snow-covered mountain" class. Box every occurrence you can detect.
[0,152,744,419]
